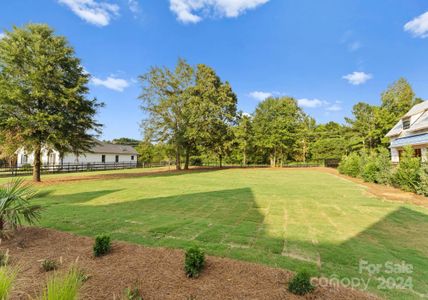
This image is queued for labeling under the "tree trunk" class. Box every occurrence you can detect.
[219,154,223,168]
[33,144,41,182]
[243,150,247,166]
[184,146,190,170]
[175,144,181,170]
[270,149,277,168]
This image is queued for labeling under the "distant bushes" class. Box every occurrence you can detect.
[338,146,428,195]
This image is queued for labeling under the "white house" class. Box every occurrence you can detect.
[386,101,428,163]
[17,140,138,167]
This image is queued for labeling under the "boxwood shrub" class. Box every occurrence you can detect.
[184,246,205,278]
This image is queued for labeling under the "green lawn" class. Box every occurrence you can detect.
[5,168,428,299]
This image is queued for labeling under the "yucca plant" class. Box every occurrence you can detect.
[0,266,17,300]
[0,178,42,233]
[41,267,82,300]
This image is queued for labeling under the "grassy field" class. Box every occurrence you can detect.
[3,168,427,299]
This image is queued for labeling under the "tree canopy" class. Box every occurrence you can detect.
[0,24,102,181]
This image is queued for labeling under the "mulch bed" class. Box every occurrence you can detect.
[0,227,378,300]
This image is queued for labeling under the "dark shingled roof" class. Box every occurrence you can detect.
[91,140,138,155]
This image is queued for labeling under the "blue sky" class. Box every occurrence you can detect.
[1,0,428,140]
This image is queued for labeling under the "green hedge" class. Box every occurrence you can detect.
[338,146,428,196]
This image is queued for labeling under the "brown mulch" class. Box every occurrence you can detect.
[311,167,428,208]
[0,227,378,300]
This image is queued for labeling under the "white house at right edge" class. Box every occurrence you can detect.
[386,101,428,163]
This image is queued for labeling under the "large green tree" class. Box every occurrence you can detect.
[345,102,378,150]
[253,97,305,167]
[311,122,348,160]
[139,59,194,170]
[187,64,237,167]
[0,24,102,182]
[233,113,254,166]
[378,78,421,145]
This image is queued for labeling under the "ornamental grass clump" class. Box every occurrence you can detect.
[0,266,17,300]
[41,267,82,300]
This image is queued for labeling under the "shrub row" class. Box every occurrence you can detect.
[338,146,428,196]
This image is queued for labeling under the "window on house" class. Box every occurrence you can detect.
[403,118,411,130]
[101,155,105,163]
[415,148,422,158]
[131,155,134,161]
[115,155,119,163]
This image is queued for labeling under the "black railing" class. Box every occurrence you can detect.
[0,162,139,177]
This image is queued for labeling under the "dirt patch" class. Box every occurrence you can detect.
[1,227,378,300]
[311,167,428,208]
[34,167,223,186]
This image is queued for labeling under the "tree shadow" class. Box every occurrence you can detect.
[36,187,428,299]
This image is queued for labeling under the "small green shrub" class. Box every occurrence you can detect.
[416,163,428,196]
[0,266,17,300]
[41,267,82,300]
[123,287,143,300]
[184,246,205,278]
[361,149,392,184]
[288,270,315,296]
[0,250,9,266]
[93,234,111,257]
[392,146,421,192]
[362,157,378,183]
[338,152,362,177]
[373,148,393,184]
[41,259,58,272]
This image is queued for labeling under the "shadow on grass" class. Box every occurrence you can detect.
[36,187,428,299]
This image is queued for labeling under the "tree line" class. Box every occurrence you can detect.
[0,24,423,181]
[138,59,421,168]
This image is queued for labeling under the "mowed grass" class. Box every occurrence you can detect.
[5,168,428,299]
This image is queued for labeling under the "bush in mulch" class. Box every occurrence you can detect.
[93,234,112,257]
[288,270,315,296]
[41,259,58,272]
[184,246,205,278]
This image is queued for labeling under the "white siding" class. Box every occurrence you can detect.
[422,148,428,162]
[62,153,136,164]
[16,149,137,166]
[391,148,399,163]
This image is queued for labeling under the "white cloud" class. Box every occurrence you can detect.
[326,103,342,112]
[249,91,272,101]
[128,0,140,14]
[342,71,372,85]
[91,76,130,91]
[297,98,328,108]
[404,11,428,38]
[297,98,342,112]
[169,0,269,23]
[348,41,362,52]
[341,31,362,52]
[58,0,119,26]
[0,33,5,40]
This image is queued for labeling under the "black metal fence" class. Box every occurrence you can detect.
[0,162,140,177]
